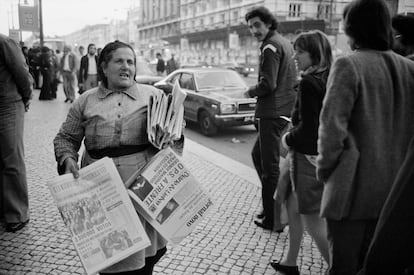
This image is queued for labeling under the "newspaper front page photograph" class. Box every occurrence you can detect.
[126,147,213,245]
[48,157,151,275]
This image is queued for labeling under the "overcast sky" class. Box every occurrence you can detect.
[0,0,137,38]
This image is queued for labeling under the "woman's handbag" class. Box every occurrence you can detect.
[320,136,360,220]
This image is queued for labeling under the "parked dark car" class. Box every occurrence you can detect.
[221,61,255,77]
[135,59,163,85]
[154,68,257,136]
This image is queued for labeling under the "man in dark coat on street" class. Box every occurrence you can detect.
[244,6,296,231]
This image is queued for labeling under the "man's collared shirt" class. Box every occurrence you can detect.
[87,55,97,75]
[63,54,70,71]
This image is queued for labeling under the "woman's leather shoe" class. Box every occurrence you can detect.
[254,219,273,230]
[256,212,265,219]
[270,260,300,275]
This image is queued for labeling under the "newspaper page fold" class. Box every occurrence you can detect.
[48,157,151,275]
[126,147,213,245]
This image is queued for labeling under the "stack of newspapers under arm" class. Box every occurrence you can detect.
[148,80,187,149]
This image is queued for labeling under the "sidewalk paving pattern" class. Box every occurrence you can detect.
[0,87,328,274]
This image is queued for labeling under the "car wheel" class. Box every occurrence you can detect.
[199,111,218,136]
[243,73,249,77]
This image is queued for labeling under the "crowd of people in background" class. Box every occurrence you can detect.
[19,43,180,102]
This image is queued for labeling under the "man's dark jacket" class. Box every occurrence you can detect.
[0,34,33,104]
[247,30,296,118]
[360,136,414,275]
[78,55,99,84]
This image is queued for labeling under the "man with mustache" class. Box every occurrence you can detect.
[244,6,297,231]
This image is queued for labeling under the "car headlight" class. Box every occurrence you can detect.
[220,103,236,114]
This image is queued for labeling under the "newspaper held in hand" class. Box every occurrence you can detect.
[48,157,151,275]
[126,147,213,245]
[148,80,187,149]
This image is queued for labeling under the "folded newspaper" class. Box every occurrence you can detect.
[48,158,151,275]
[126,147,213,245]
[148,80,187,149]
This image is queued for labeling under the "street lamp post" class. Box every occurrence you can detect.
[228,2,231,43]
[38,0,44,47]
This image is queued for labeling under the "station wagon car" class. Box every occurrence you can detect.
[154,68,257,136]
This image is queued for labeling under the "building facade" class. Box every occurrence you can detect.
[63,24,112,51]
[136,0,181,61]
[136,0,356,65]
[57,0,406,64]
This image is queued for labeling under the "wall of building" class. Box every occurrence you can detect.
[398,0,414,13]
[137,0,354,65]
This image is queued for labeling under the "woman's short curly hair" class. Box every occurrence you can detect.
[245,6,278,30]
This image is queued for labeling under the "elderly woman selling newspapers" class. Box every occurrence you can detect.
[54,40,182,275]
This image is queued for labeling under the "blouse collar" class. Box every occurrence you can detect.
[97,83,138,100]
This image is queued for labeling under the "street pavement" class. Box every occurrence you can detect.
[0,86,328,274]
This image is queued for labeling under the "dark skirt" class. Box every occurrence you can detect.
[39,70,52,100]
[290,151,323,214]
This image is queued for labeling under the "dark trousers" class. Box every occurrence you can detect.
[100,247,167,275]
[327,219,377,275]
[0,101,29,223]
[252,118,288,225]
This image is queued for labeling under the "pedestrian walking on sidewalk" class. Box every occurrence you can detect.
[78,43,99,93]
[316,0,414,273]
[271,30,333,275]
[166,54,179,75]
[54,40,183,274]
[0,33,32,233]
[156,52,165,76]
[244,6,296,231]
[39,46,53,100]
[60,45,77,103]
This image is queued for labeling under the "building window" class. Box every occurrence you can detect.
[288,3,302,17]
[200,2,207,11]
[211,0,217,9]
[220,13,225,24]
[317,4,331,19]
[232,11,239,23]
